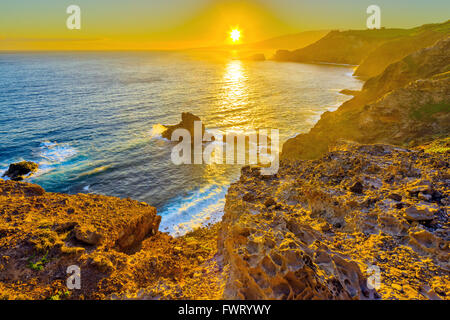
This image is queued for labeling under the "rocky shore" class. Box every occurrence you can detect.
[1,139,448,299]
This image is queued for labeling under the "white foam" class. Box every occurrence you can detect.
[32,141,77,177]
[159,183,229,237]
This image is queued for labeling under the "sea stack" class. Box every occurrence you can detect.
[162,112,206,141]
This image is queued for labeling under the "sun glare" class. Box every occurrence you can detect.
[230,29,241,42]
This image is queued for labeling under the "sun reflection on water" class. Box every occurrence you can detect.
[217,59,251,130]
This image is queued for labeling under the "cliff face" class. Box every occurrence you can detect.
[354,21,450,79]
[273,29,400,65]
[245,30,329,51]
[0,180,223,300]
[219,142,449,300]
[282,37,450,161]
[273,21,449,80]
[362,36,450,98]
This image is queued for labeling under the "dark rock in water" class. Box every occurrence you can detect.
[162,112,205,141]
[2,161,38,181]
[273,49,291,61]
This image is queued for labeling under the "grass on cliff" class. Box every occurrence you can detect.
[410,102,450,121]
[421,137,450,153]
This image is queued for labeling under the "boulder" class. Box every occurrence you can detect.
[2,161,38,181]
[404,203,438,221]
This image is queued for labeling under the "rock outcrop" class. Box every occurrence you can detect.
[362,36,450,99]
[0,179,224,300]
[2,161,39,181]
[273,29,392,65]
[354,21,450,79]
[219,142,449,300]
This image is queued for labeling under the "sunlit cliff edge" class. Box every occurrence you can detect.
[0,23,449,300]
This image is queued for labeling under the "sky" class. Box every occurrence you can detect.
[0,0,449,50]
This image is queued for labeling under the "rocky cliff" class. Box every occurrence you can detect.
[220,142,449,299]
[282,37,450,160]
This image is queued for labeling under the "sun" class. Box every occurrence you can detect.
[230,29,241,43]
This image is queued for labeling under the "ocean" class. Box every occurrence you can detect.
[0,51,362,235]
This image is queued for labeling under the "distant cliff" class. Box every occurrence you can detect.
[246,30,329,51]
[273,20,450,80]
[355,21,450,79]
[282,36,450,160]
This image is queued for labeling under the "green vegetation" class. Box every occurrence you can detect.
[422,137,450,153]
[430,21,450,33]
[27,252,49,271]
[48,290,70,300]
[410,102,450,121]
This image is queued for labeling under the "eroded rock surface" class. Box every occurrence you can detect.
[219,142,449,299]
[162,112,205,141]
[0,179,224,300]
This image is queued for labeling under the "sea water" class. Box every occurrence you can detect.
[0,51,362,235]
